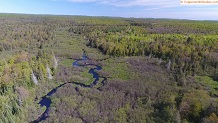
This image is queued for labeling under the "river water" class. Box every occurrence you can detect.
[31,54,107,123]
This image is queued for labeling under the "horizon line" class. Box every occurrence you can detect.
[0,12,217,22]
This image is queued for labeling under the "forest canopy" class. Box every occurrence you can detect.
[0,14,217,123]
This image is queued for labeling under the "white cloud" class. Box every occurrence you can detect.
[59,0,218,20]
[62,0,218,10]
[66,0,180,7]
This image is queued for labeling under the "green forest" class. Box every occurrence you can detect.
[0,14,218,123]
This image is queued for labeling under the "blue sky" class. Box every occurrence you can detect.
[0,0,218,20]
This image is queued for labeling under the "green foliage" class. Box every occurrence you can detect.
[195,76,218,95]
[115,103,130,123]
[71,17,218,80]
[60,59,74,67]
[103,58,134,80]
[0,14,218,123]
[180,90,211,122]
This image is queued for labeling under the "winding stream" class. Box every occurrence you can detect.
[31,54,107,123]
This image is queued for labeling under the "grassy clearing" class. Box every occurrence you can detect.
[80,70,94,85]
[103,58,135,80]
[60,59,74,67]
[195,76,218,95]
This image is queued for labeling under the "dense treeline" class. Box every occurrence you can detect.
[69,18,218,81]
[0,14,71,122]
